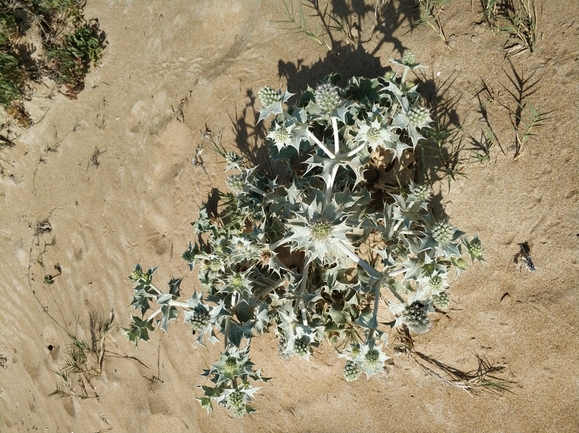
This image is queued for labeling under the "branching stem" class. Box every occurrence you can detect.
[307,129,335,158]
[324,163,340,208]
[294,260,311,323]
[336,240,405,303]
[332,116,340,154]
[346,142,368,158]
[224,292,238,348]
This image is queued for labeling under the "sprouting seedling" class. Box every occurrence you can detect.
[413,0,453,48]
[512,101,553,158]
[277,0,332,50]
[499,0,542,55]
[44,263,62,284]
[276,0,361,51]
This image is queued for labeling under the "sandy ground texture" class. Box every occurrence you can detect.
[1,1,578,432]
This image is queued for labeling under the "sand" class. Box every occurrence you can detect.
[1,1,578,432]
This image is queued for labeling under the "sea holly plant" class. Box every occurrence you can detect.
[124,54,483,417]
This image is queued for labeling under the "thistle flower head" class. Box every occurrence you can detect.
[212,346,252,380]
[225,151,244,171]
[282,197,353,263]
[257,86,294,122]
[355,118,393,151]
[293,336,310,358]
[283,325,316,360]
[222,271,251,294]
[225,389,253,418]
[429,275,444,291]
[311,220,333,240]
[403,301,432,334]
[389,52,425,70]
[187,306,211,331]
[408,106,431,128]
[432,222,455,244]
[402,52,417,67]
[226,174,245,194]
[315,83,342,112]
[432,291,450,310]
[464,235,484,262]
[267,122,294,151]
[258,86,281,107]
[227,390,244,407]
[383,70,396,81]
[350,340,389,379]
[228,235,261,263]
[343,360,363,382]
[410,183,432,203]
[182,247,196,263]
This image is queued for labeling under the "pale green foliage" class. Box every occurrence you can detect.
[479,0,542,54]
[414,0,453,47]
[125,56,482,417]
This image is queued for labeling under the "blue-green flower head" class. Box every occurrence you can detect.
[354,118,394,151]
[282,325,316,360]
[267,122,295,151]
[409,182,432,203]
[212,346,252,379]
[257,85,294,122]
[222,270,252,295]
[281,197,354,263]
[389,52,425,70]
[432,222,455,244]
[226,174,245,194]
[258,86,281,107]
[402,301,432,334]
[228,235,261,263]
[408,106,431,128]
[464,235,484,262]
[391,105,431,148]
[343,360,363,382]
[432,291,450,310]
[315,83,342,112]
[351,340,389,379]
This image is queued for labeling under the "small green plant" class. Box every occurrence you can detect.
[0,0,105,117]
[0,52,23,107]
[47,20,105,94]
[125,55,484,417]
[51,310,114,400]
[0,10,18,47]
[474,63,552,158]
[511,100,552,158]
[278,0,360,51]
[478,0,541,54]
[414,0,453,48]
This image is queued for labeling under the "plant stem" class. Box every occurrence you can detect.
[336,240,381,278]
[324,163,340,208]
[247,185,266,196]
[401,66,410,84]
[146,307,163,323]
[147,283,163,296]
[366,283,381,342]
[223,292,238,348]
[294,260,311,320]
[299,300,309,327]
[332,116,340,154]
[307,129,335,158]
[336,240,405,303]
[346,142,368,158]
